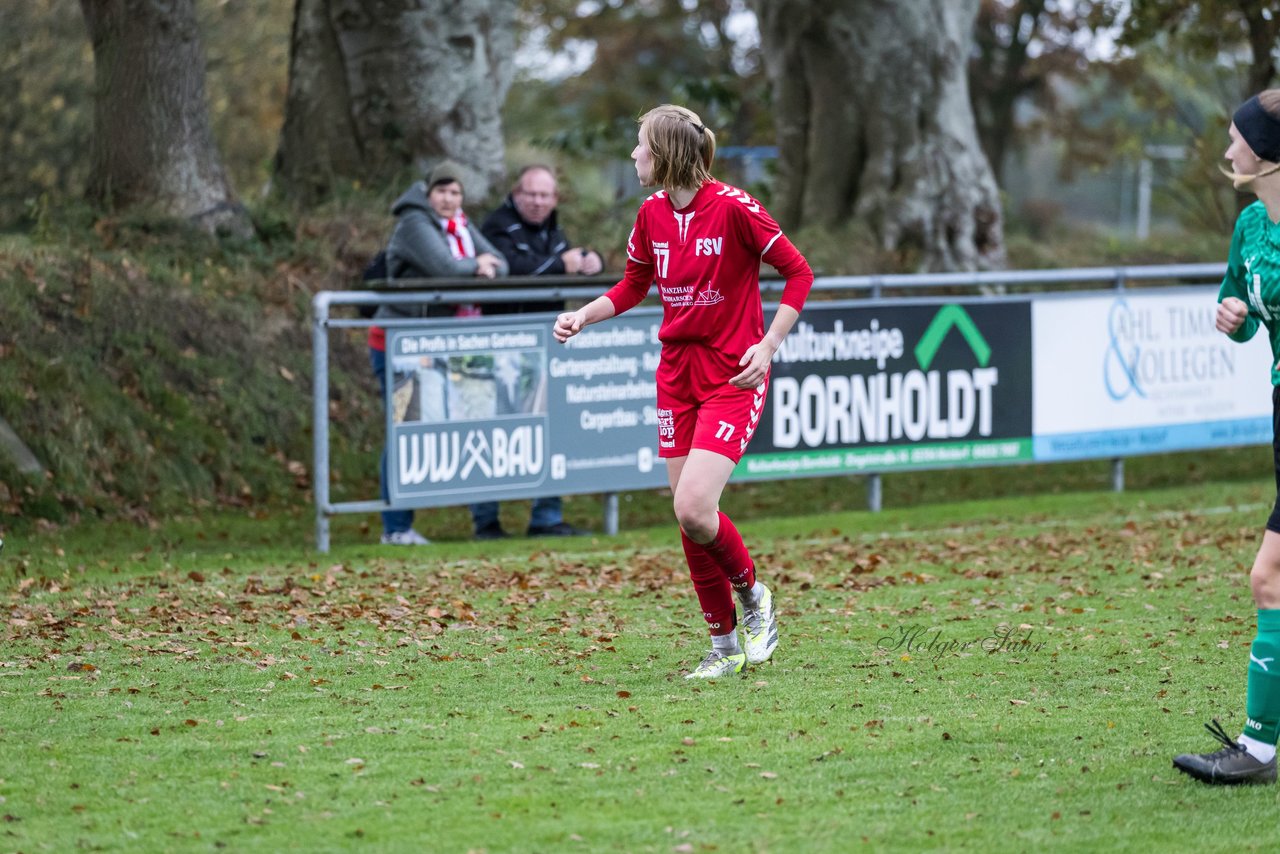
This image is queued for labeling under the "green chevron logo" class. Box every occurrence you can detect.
[914,305,991,371]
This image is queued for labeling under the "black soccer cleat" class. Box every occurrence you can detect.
[1173,719,1277,785]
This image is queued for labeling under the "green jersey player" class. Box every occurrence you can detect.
[1174,88,1280,785]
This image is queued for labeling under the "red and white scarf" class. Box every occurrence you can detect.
[440,211,475,260]
[441,210,482,317]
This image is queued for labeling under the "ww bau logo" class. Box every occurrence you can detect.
[398,424,544,486]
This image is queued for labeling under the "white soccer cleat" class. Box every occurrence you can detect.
[684,649,747,679]
[741,583,778,664]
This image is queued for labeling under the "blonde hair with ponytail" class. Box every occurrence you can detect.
[638,105,716,192]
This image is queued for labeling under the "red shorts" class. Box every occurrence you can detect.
[655,343,769,463]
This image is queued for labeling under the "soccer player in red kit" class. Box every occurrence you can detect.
[554,104,814,679]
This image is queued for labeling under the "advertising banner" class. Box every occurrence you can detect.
[1032,288,1273,460]
[385,313,668,508]
[382,290,1270,509]
[737,299,1034,479]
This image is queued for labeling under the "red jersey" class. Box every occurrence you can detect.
[604,180,812,378]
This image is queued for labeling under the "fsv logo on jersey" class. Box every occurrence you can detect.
[695,237,723,256]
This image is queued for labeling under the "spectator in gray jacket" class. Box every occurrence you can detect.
[368,160,509,546]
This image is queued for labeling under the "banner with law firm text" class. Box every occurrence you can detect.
[1031,288,1273,460]
[736,300,1034,480]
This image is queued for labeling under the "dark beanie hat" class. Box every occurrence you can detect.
[427,159,466,190]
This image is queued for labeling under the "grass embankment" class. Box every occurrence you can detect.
[0,210,387,526]
[3,476,1280,852]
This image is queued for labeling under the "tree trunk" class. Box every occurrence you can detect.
[1243,6,1279,100]
[969,0,1038,188]
[276,0,515,203]
[751,0,1004,271]
[79,0,252,236]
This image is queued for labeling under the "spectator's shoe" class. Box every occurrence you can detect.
[380,529,431,546]
[1173,720,1277,785]
[527,522,590,537]
[741,582,778,664]
[684,649,746,680]
[474,522,510,541]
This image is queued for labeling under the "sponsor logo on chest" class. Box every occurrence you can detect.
[654,208,725,306]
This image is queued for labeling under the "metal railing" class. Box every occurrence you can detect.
[312,262,1227,551]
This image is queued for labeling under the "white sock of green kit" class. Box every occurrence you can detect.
[1240,733,1277,763]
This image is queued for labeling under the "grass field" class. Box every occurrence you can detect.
[5,473,1280,852]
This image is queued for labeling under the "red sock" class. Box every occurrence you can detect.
[681,529,736,636]
[703,512,756,593]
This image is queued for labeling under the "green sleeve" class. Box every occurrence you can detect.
[1218,216,1259,343]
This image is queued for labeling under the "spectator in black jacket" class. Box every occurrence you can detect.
[485,165,604,276]
[470,165,602,539]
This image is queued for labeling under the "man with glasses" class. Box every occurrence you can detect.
[471,165,604,539]
[483,165,603,280]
